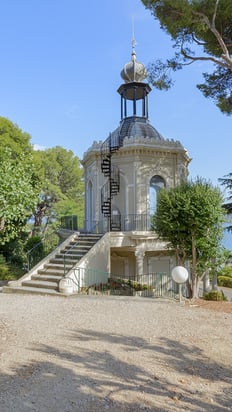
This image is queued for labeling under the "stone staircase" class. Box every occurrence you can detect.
[3,233,102,296]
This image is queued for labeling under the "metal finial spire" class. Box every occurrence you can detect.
[120,18,147,83]
[131,17,137,60]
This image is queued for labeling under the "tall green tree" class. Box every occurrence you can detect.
[0,148,40,244]
[141,0,232,114]
[0,117,41,245]
[33,146,84,231]
[153,178,226,298]
[0,116,33,154]
[219,173,232,230]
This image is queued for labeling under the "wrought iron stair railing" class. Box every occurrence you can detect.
[101,131,123,224]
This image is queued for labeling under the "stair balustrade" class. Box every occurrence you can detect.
[27,232,61,271]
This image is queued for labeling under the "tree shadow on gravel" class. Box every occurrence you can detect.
[66,328,232,382]
[1,329,231,411]
[31,329,232,411]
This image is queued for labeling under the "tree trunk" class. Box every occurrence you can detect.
[176,247,186,266]
[203,270,210,293]
[191,233,198,299]
[175,249,192,298]
[212,272,218,290]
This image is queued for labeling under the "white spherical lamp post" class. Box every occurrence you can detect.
[171,266,189,303]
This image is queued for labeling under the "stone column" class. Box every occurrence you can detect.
[135,250,145,280]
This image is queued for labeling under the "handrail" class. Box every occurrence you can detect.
[62,236,82,276]
[85,214,154,233]
[62,233,103,276]
[27,231,60,271]
[60,215,78,231]
[62,234,97,276]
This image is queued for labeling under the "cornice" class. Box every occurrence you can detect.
[82,136,190,163]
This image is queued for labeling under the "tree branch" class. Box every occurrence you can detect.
[212,0,219,28]
[192,4,232,67]
[181,46,230,69]
[192,34,206,46]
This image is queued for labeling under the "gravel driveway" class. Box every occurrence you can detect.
[0,294,231,411]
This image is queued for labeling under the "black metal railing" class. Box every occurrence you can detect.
[87,214,152,233]
[60,215,78,231]
[71,269,181,299]
[27,231,61,271]
[112,214,152,231]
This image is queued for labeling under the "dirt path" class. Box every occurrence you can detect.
[0,294,231,411]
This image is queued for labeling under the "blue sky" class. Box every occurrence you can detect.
[0,0,231,192]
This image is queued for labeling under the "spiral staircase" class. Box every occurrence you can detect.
[100,127,125,230]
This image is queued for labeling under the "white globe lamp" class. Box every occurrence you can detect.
[171,266,188,303]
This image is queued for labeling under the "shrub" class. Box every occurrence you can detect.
[217,265,232,279]
[0,253,25,280]
[218,276,232,288]
[0,264,10,279]
[203,290,227,301]
[24,236,42,252]
[0,254,9,279]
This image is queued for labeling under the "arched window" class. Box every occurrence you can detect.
[149,175,165,215]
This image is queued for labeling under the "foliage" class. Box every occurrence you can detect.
[0,235,28,267]
[0,147,40,245]
[0,117,42,245]
[33,146,84,233]
[26,232,60,270]
[217,275,232,287]
[0,254,9,279]
[24,236,43,252]
[152,177,226,298]
[217,264,232,278]
[109,277,151,291]
[203,289,227,301]
[0,116,32,154]
[141,0,232,114]
[0,116,84,273]
[0,254,25,280]
[219,173,232,230]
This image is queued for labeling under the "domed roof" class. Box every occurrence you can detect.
[121,48,147,83]
[112,116,165,141]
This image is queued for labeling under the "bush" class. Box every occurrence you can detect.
[217,265,232,278]
[0,253,26,280]
[0,264,10,279]
[203,290,227,301]
[0,254,9,279]
[24,236,42,252]
[218,276,232,288]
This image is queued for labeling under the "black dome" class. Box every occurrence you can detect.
[112,116,164,142]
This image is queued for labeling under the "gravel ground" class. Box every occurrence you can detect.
[0,293,231,412]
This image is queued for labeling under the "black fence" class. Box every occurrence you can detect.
[71,269,185,299]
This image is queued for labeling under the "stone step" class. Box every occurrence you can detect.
[79,234,103,238]
[67,243,96,249]
[68,242,94,247]
[50,257,78,264]
[54,253,80,259]
[2,233,103,296]
[71,235,102,241]
[61,247,90,254]
[22,280,59,289]
[2,285,70,296]
[38,268,65,276]
[31,274,62,282]
[44,263,73,270]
